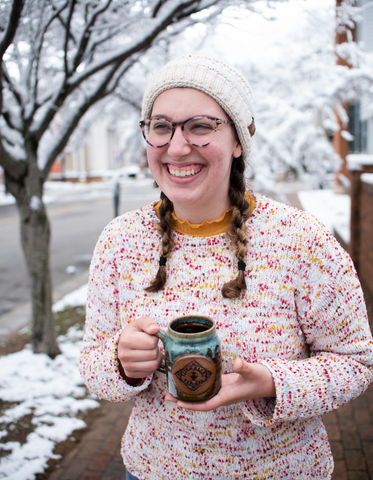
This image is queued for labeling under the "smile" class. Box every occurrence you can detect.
[168,166,202,178]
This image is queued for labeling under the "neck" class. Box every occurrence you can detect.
[172,196,231,224]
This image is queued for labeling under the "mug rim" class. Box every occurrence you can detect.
[168,315,215,339]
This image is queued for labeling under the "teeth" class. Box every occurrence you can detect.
[169,167,201,177]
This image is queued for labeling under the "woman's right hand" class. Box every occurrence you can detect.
[118,316,162,386]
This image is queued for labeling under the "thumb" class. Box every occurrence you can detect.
[233,358,249,375]
[144,322,160,335]
[135,316,160,335]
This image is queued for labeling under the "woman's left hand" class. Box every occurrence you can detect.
[165,358,276,411]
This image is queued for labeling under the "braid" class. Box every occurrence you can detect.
[145,192,174,292]
[221,156,251,299]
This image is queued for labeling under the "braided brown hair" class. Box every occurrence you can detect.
[221,155,251,299]
[144,192,174,293]
[146,121,255,297]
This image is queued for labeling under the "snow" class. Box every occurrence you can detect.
[0,291,97,480]
[298,189,350,244]
[29,196,42,211]
[362,173,373,184]
[52,284,88,313]
[346,154,373,170]
[0,185,15,206]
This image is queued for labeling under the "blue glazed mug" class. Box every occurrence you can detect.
[154,316,222,403]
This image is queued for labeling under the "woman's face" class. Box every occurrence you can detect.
[147,88,242,223]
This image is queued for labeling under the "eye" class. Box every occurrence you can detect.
[187,118,215,135]
[151,119,172,134]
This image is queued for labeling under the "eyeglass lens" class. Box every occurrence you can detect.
[144,117,217,147]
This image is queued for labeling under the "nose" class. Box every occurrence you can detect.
[167,125,192,158]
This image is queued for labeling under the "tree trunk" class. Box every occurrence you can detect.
[18,199,60,357]
[7,147,61,358]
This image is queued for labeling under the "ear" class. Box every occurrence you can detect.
[233,142,242,159]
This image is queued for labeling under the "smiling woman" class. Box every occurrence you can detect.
[79,54,373,480]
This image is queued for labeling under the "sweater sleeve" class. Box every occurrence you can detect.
[78,220,153,402]
[241,216,373,427]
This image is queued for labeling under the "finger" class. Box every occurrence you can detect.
[174,397,222,411]
[164,393,178,403]
[124,359,162,378]
[221,372,240,387]
[135,316,160,335]
[165,384,235,411]
[120,346,160,363]
[120,330,160,351]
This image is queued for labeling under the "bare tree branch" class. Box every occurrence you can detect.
[67,0,207,90]
[0,0,25,59]
[2,64,24,107]
[72,0,113,72]
[30,0,213,143]
[63,0,77,78]
[41,61,122,179]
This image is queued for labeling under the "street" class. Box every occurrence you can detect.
[0,180,159,317]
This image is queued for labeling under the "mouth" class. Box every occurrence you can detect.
[167,165,203,178]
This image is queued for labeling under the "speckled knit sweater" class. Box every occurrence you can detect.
[79,193,373,480]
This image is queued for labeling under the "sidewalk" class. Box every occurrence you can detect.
[47,401,134,480]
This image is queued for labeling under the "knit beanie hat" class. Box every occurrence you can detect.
[141,53,255,162]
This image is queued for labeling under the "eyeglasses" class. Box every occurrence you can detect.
[139,116,233,148]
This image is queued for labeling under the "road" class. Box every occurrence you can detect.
[0,180,159,317]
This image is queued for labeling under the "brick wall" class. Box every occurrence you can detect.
[359,179,373,298]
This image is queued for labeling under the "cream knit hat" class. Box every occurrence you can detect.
[141,53,255,162]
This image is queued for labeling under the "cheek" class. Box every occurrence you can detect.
[207,144,234,171]
[147,147,161,171]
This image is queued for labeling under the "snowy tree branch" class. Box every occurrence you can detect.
[63,0,77,78]
[28,0,214,143]
[66,0,207,90]
[105,55,141,96]
[41,62,122,180]
[0,0,25,59]
[71,0,114,72]
[2,64,23,108]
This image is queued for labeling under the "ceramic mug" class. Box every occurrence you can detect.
[154,316,222,403]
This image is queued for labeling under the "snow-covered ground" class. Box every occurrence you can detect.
[298,189,350,245]
[0,287,96,480]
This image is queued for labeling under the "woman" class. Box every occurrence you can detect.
[79,54,373,479]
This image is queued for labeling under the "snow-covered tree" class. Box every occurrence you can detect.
[108,0,373,193]
[1,0,293,356]
[212,0,373,192]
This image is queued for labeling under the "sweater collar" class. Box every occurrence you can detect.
[153,192,256,237]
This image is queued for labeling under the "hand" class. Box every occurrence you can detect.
[165,358,276,411]
[118,316,163,385]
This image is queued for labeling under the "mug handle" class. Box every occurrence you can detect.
[153,329,167,374]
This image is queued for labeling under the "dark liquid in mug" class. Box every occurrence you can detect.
[173,323,211,334]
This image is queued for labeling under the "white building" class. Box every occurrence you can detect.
[50,119,125,181]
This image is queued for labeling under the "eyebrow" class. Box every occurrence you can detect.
[149,115,172,120]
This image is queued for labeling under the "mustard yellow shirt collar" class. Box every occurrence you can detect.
[153,192,256,237]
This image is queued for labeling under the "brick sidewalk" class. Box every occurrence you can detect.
[48,400,134,480]
[47,386,373,480]
[325,384,373,480]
